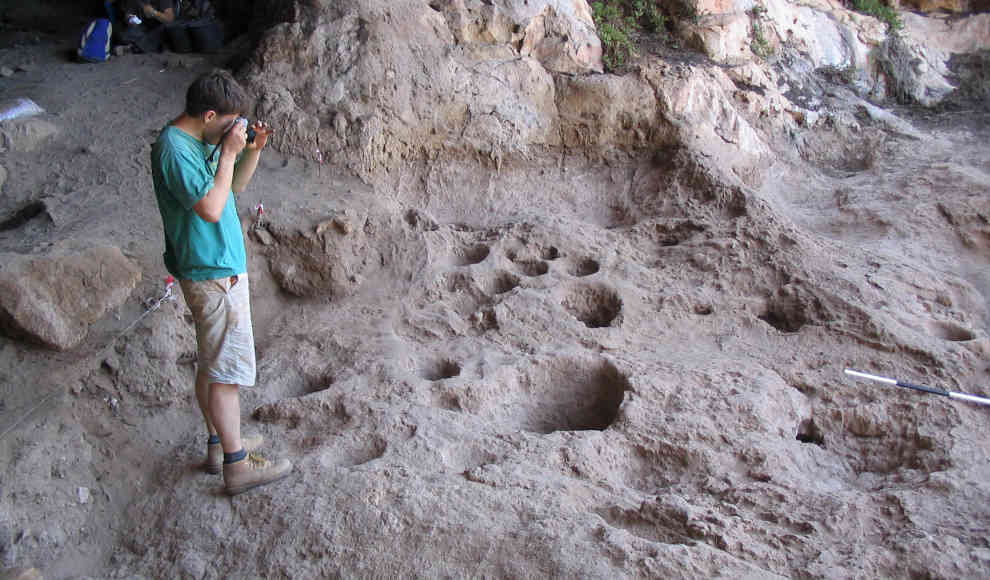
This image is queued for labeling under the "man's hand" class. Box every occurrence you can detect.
[246,121,274,151]
[141,3,156,17]
[221,121,249,157]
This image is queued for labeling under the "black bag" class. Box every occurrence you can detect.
[187,19,223,52]
[165,22,193,53]
[119,21,165,53]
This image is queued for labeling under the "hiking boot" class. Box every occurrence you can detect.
[223,452,292,496]
[205,432,264,475]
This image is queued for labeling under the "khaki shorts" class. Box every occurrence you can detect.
[180,273,257,387]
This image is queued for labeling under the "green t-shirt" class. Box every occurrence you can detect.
[151,124,246,281]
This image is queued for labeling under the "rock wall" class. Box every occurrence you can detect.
[242,0,601,178]
[240,0,990,185]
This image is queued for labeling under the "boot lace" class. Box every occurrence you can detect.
[247,452,268,468]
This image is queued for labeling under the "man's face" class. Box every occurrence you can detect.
[202,111,240,145]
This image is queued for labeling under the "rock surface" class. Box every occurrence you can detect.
[0,568,42,580]
[0,0,988,578]
[0,119,57,154]
[0,247,141,350]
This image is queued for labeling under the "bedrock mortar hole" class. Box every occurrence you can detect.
[491,271,520,295]
[518,359,631,433]
[929,320,975,342]
[758,299,807,333]
[421,359,461,381]
[455,244,490,266]
[541,246,561,260]
[0,200,47,231]
[570,258,600,277]
[515,259,549,277]
[796,418,825,447]
[563,285,623,328]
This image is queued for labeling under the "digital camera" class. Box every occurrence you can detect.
[235,117,257,143]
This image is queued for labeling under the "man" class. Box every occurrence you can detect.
[114,0,174,53]
[151,69,291,495]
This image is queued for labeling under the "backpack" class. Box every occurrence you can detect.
[77,18,112,63]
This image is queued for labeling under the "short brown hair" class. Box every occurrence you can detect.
[185,69,251,117]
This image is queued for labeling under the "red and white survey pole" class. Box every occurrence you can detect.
[845,369,990,407]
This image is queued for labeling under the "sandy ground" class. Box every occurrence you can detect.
[0,30,364,576]
[1,21,989,579]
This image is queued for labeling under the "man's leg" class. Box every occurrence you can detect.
[182,275,290,493]
[217,380,291,495]
[200,375,264,473]
[195,372,218,437]
[208,382,242,454]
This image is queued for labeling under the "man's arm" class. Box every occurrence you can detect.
[193,124,247,223]
[142,2,175,23]
[232,122,274,193]
[232,149,261,194]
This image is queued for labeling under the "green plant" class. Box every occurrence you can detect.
[592,1,668,71]
[748,7,773,60]
[592,1,636,70]
[851,0,903,33]
[632,0,666,32]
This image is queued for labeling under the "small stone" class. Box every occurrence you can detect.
[14,64,33,73]
[102,356,119,375]
[0,67,13,78]
[0,568,43,580]
[315,219,335,235]
[333,217,353,235]
[251,228,275,246]
[77,486,90,504]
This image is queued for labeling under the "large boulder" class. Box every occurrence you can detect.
[243,0,598,176]
[678,0,990,108]
[0,118,57,153]
[683,0,886,66]
[435,0,603,74]
[880,12,990,105]
[901,12,990,55]
[0,247,141,350]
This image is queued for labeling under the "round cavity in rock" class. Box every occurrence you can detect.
[541,246,561,260]
[421,359,462,381]
[562,284,622,328]
[515,259,549,277]
[443,271,473,292]
[491,271,521,295]
[403,209,437,231]
[758,300,807,333]
[569,258,600,277]
[694,304,713,315]
[454,244,490,266]
[928,320,975,342]
[519,359,631,433]
[472,308,499,333]
[795,418,825,447]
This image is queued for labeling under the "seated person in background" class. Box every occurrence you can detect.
[167,0,222,53]
[174,0,215,22]
[115,0,176,53]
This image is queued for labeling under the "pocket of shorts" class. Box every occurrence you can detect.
[182,280,228,319]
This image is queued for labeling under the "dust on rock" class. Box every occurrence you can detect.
[1,0,989,578]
